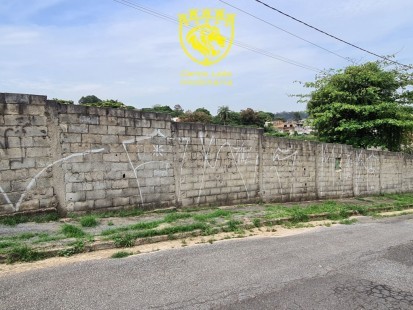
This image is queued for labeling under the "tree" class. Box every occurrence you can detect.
[78,95,101,105]
[217,106,230,125]
[195,107,211,116]
[180,110,212,123]
[173,104,184,117]
[293,111,302,122]
[240,108,257,126]
[302,61,413,152]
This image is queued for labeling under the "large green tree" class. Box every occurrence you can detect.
[303,61,413,151]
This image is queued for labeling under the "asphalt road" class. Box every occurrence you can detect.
[1,215,412,310]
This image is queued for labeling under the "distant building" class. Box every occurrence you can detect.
[270,119,313,135]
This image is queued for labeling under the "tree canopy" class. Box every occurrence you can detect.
[302,61,413,152]
[78,95,134,109]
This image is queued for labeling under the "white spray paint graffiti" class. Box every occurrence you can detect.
[320,145,379,196]
[196,131,251,204]
[354,151,379,194]
[122,129,170,205]
[0,148,104,212]
[263,147,298,196]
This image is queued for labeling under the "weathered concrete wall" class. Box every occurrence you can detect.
[1,92,413,215]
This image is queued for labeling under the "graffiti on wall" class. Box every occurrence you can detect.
[0,148,104,212]
[121,129,257,205]
[262,147,298,197]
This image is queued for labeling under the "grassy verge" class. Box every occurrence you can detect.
[2,193,413,263]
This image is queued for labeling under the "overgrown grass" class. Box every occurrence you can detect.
[163,212,192,223]
[58,240,85,257]
[113,234,135,248]
[6,245,45,263]
[0,213,59,226]
[193,209,232,222]
[79,215,99,227]
[0,240,19,250]
[101,220,163,236]
[110,222,208,243]
[61,224,86,238]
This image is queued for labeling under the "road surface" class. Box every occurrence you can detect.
[1,215,412,309]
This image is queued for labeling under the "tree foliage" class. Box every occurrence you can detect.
[78,95,134,109]
[180,110,212,123]
[302,61,413,152]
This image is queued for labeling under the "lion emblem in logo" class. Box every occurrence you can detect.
[186,25,226,57]
[179,9,235,66]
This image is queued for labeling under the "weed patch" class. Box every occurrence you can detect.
[111,251,133,258]
[80,215,99,227]
[6,245,44,264]
[61,224,86,238]
[339,218,358,225]
[113,234,135,248]
[101,220,163,236]
[58,240,85,257]
[164,212,191,223]
[253,218,261,227]
[194,209,232,222]
[0,213,59,226]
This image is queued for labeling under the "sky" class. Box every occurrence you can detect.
[1,0,412,115]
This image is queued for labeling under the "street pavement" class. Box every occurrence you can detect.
[0,215,412,309]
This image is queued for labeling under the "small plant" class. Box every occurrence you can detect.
[61,224,86,238]
[80,215,99,227]
[181,239,187,247]
[253,218,261,228]
[6,245,44,263]
[113,234,135,248]
[290,208,309,223]
[107,221,114,226]
[0,240,19,250]
[225,219,242,232]
[339,218,357,225]
[58,240,85,257]
[164,212,191,223]
[111,251,133,259]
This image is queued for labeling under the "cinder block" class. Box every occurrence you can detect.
[5,93,30,104]
[66,192,86,202]
[108,126,125,135]
[68,124,88,133]
[79,115,99,125]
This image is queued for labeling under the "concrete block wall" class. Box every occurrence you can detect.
[173,123,261,207]
[0,94,56,214]
[1,92,413,215]
[261,138,317,202]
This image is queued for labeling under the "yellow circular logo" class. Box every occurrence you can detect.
[179,9,235,66]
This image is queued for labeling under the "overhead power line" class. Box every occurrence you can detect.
[112,0,321,72]
[253,0,412,70]
[218,0,351,63]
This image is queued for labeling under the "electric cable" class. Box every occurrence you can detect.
[253,0,412,70]
[218,0,351,63]
[112,0,322,72]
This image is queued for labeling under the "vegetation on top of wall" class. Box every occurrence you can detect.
[78,95,135,110]
[298,59,413,152]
